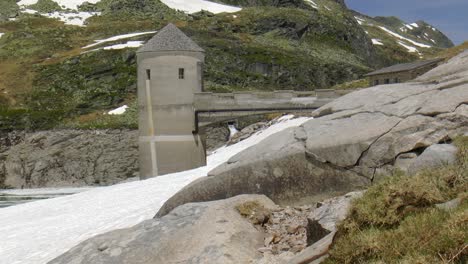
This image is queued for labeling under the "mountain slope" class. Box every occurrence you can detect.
[0,0,455,131]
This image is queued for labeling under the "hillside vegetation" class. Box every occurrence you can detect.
[0,0,455,131]
[325,136,468,264]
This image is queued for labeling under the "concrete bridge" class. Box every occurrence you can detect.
[137,24,343,178]
[194,90,338,129]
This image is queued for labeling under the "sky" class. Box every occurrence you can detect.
[346,0,468,45]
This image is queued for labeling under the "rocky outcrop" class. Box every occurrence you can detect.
[0,130,139,188]
[48,195,277,264]
[156,51,468,217]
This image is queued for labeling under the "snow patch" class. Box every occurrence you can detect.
[0,33,4,39]
[410,22,419,28]
[0,116,311,264]
[372,39,383,46]
[354,16,365,25]
[324,5,331,11]
[42,11,100,26]
[103,41,144,50]
[405,24,413,30]
[108,105,129,115]
[228,124,238,139]
[83,31,156,49]
[18,0,101,10]
[160,0,241,14]
[304,0,319,9]
[398,41,418,53]
[378,26,431,48]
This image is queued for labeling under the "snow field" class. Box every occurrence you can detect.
[160,0,241,14]
[0,115,311,264]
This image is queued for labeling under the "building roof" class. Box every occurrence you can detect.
[137,23,205,53]
[365,58,444,76]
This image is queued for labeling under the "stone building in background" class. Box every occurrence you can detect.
[365,58,444,86]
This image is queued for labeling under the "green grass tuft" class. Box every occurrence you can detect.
[325,136,468,264]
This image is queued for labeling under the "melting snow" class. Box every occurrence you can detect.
[43,11,100,26]
[410,22,419,28]
[83,31,156,49]
[160,0,241,14]
[0,116,311,264]
[378,26,431,48]
[372,39,384,46]
[0,33,4,39]
[405,24,413,30]
[18,0,101,10]
[398,41,418,53]
[20,8,99,26]
[354,16,365,25]
[103,41,144,50]
[228,124,238,139]
[108,105,129,115]
[304,0,319,9]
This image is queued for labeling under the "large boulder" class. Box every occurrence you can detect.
[0,130,139,188]
[156,51,468,217]
[48,195,276,264]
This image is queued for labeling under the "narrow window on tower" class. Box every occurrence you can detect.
[179,68,185,79]
[146,69,151,80]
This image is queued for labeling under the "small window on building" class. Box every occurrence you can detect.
[384,78,390,84]
[394,78,399,83]
[374,80,380,86]
[178,68,185,79]
[146,69,151,80]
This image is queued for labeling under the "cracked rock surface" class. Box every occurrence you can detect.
[0,130,139,188]
[156,51,468,217]
[48,195,275,264]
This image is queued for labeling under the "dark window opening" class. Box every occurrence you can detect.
[374,80,380,86]
[179,68,185,79]
[384,78,390,84]
[394,78,399,83]
[146,69,151,80]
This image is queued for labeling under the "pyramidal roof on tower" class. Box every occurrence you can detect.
[137,23,205,53]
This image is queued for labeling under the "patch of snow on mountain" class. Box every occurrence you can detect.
[160,0,241,14]
[83,31,156,49]
[410,22,419,28]
[0,115,311,264]
[398,41,418,53]
[21,8,38,14]
[405,24,413,30]
[354,16,365,25]
[304,0,319,9]
[372,39,383,46]
[42,11,100,26]
[18,0,101,10]
[0,33,4,39]
[378,26,431,48]
[103,41,144,50]
[108,105,129,115]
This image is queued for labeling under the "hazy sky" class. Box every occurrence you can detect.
[346,0,467,45]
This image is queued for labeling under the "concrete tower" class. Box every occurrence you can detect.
[137,24,206,179]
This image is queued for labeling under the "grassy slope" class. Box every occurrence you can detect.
[325,136,468,264]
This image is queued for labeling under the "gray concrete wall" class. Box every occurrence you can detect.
[138,51,206,179]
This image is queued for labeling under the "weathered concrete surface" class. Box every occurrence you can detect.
[0,130,138,188]
[48,195,276,264]
[156,51,468,217]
